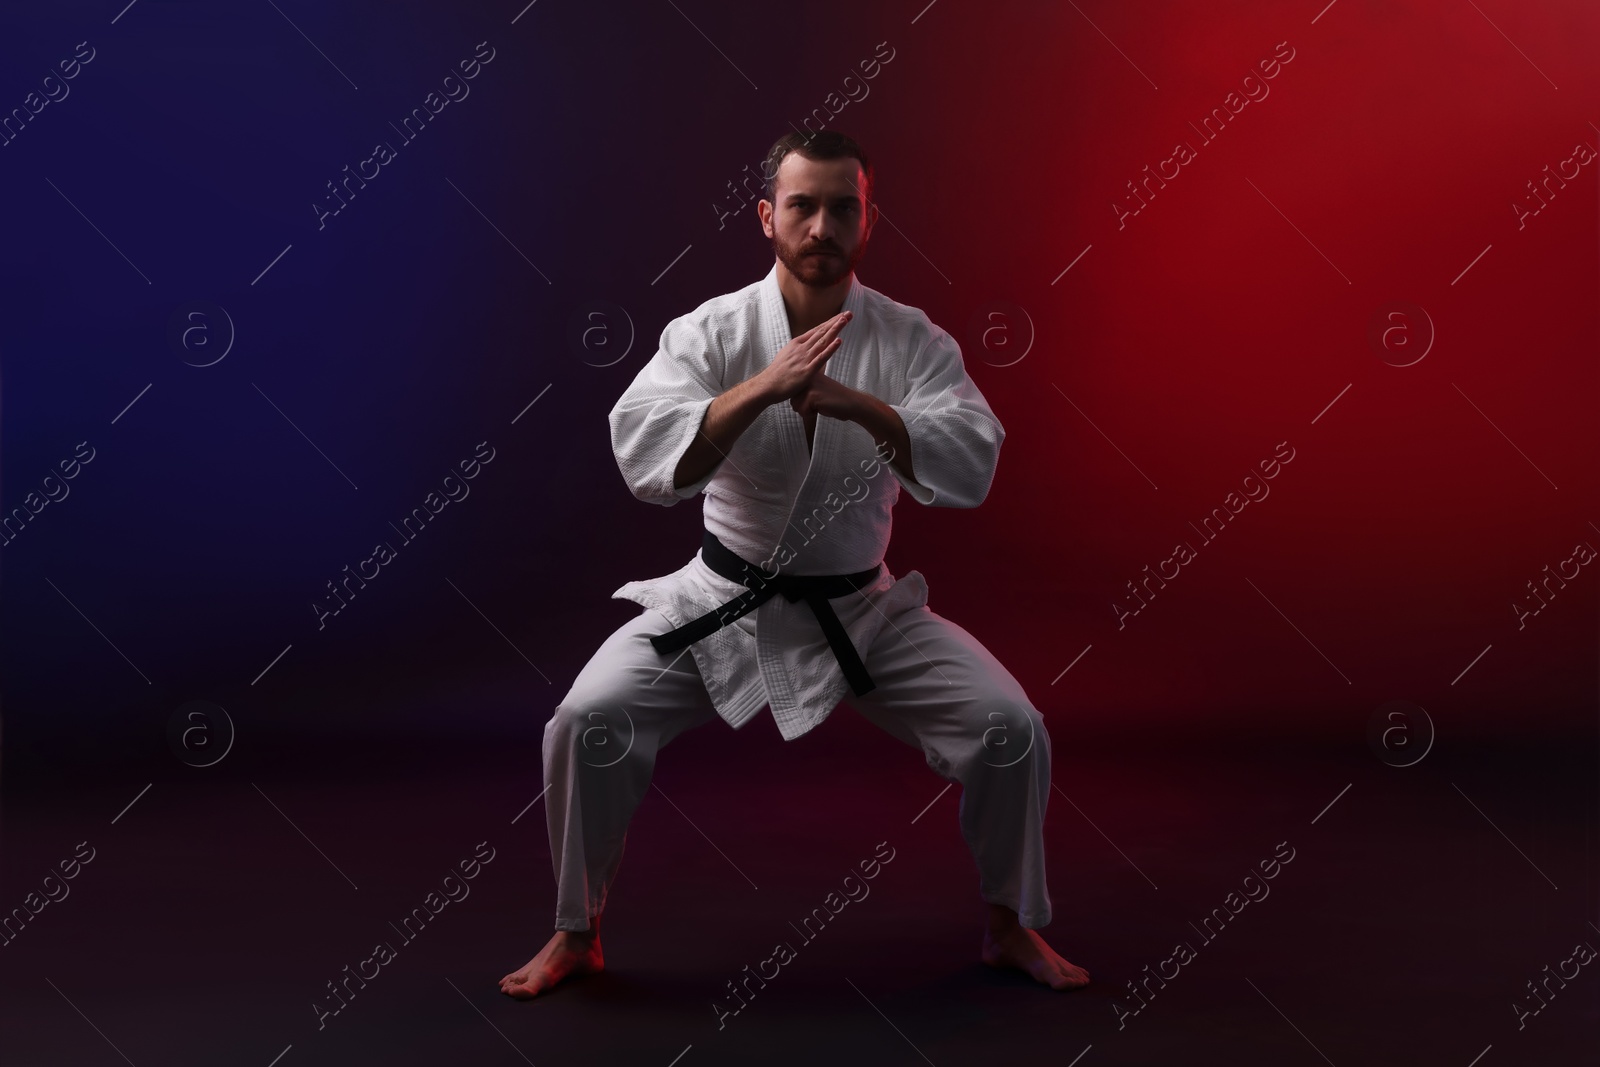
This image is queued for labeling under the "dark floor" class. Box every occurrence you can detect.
[1,703,1596,1066]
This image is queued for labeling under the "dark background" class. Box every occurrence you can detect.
[1,1,1595,1065]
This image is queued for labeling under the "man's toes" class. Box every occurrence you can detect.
[503,978,539,1000]
[1043,959,1074,988]
[1033,948,1083,988]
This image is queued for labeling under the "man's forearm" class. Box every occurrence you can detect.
[673,374,774,490]
[851,393,917,487]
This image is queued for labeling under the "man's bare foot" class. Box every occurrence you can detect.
[981,907,1089,991]
[499,927,604,1000]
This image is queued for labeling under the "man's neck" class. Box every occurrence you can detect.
[776,263,852,338]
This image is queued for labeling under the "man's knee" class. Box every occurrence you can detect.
[545,696,640,769]
[971,698,1048,773]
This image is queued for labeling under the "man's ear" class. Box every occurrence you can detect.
[864,201,880,238]
[757,199,773,237]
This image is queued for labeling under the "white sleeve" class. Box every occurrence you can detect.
[608,315,725,507]
[884,324,1005,508]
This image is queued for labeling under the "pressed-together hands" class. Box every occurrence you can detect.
[672,307,914,492]
[758,309,860,420]
[670,310,859,491]
[766,309,914,485]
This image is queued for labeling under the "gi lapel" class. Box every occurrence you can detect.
[761,269,866,567]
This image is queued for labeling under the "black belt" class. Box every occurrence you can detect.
[649,529,882,697]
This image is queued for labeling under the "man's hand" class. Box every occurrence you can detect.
[757,310,853,404]
[672,310,853,492]
[788,369,865,421]
[791,367,918,489]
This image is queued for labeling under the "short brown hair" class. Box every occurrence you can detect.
[762,129,873,207]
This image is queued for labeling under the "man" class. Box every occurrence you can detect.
[500,130,1088,998]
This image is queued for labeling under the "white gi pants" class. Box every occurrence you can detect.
[542,602,1054,932]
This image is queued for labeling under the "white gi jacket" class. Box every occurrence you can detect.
[608,264,1004,741]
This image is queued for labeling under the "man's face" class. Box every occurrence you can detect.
[761,153,875,289]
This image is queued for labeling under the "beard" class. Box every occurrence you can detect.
[772,229,866,289]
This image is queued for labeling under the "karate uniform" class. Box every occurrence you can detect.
[543,265,1054,932]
